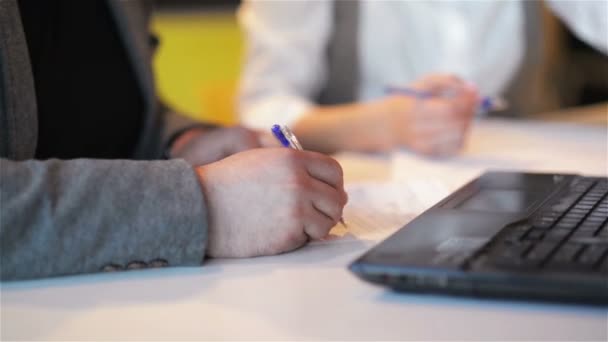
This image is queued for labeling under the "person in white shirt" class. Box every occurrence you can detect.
[237,0,607,156]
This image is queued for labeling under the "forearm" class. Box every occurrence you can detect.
[293,100,394,154]
[0,158,208,281]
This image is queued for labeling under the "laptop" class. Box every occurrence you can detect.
[349,171,608,304]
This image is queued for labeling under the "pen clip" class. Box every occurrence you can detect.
[280,126,303,150]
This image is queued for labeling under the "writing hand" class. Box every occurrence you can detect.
[195,148,348,257]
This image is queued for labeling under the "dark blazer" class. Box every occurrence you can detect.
[0,0,209,280]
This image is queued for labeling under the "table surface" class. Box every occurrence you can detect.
[2,117,607,341]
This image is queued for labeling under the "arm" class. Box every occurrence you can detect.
[237,3,478,156]
[0,158,207,281]
[236,0,384,153]
[1,150,349,282]
[294,75,479,156]
[545,0,608,54]
[293,101,398,154]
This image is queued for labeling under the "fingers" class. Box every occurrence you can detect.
[301,151,345,191]
[415,74,464,93]
[308,177,347,222]
[304,183,345,240]
[295,153,347,240]
[304,207,336,240]
[412,73,479,119]
[396,76,477,157]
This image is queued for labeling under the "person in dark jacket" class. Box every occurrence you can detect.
[0,0,347,281]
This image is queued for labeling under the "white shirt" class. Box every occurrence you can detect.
[238,0,608,129]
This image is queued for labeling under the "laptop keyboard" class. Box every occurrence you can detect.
[484,177,608,273]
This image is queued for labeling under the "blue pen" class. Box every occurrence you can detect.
[271,124,346,227]
[271,124,303,150]
[385,86,508,113]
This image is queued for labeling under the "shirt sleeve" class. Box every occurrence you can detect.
[237,0,333,129]
[545,0,608,54]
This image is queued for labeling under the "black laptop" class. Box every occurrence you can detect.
[350,172,608,304]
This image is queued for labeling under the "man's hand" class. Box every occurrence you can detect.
[381,74,479,156]
[170,126,264,165]
[195,148,348,258]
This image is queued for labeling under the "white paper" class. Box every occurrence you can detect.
[314,181,428,244]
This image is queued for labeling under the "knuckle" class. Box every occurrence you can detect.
[327,192,344,214]
[329,158,343,177]
[306,221,325,240]
[318,217,334,235]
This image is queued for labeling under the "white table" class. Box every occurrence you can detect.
[2,118,607,340]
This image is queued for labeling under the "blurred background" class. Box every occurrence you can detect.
[151,0,608,125]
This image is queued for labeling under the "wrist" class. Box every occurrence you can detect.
[193,165,213,228]
[167,124,219,159]
[169,128,206,159]
[362,98,402,151]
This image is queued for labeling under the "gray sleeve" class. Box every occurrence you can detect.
[0,157,208,281]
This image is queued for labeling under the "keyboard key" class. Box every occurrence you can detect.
[586,218,606,225]
[550,194,583,212]
[532,215,557,229]
[573,203,594,211]
[544,228,571,242]
[502,223,532,243]
[577,245,608,267]
[524,229,545,241]
[551,243,583,263]
[600,257,608,274]
[572,229,597,239]
[589,211,607,218]
[578,222,600,232]
[496,242,532,258]
[491,242,533,268]
[556,220,578,230]
[570,237,608,245]
[568,208,589,215]
[526,242,558,263]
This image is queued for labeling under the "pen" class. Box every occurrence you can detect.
[385,86,509,113]
[271,124,347,227]
[271,124,303,150]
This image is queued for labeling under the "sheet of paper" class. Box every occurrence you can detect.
[313,181,433,244]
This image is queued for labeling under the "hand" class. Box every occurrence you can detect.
[170,126,264,165]
[195,148,348,258]
[380,74,479,156]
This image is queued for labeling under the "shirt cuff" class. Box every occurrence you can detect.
[239,95,314,130]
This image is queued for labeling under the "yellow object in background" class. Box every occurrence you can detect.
[152,11,242,125]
